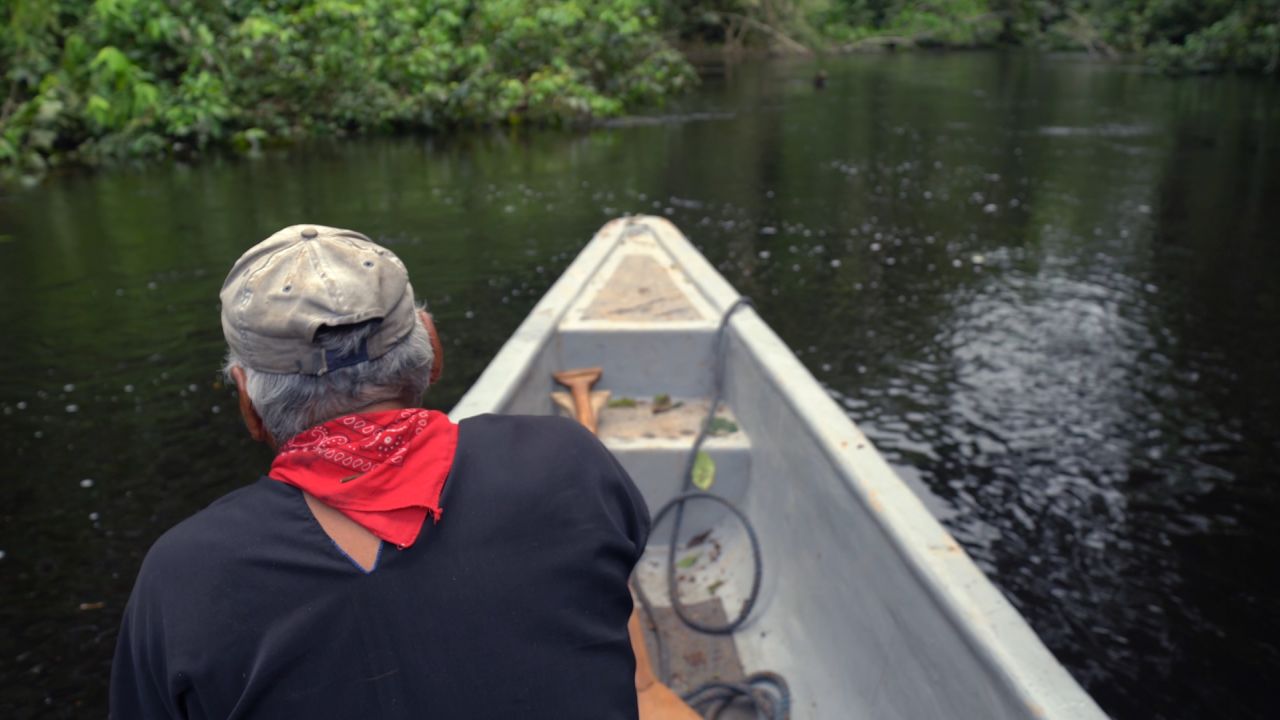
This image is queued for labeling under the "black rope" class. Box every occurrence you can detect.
[630,287,792,719]
[683,672,792,720]
[651,491,762,632]
[662,296,759,635]
[665,294,752,630]
[619,218,790,718]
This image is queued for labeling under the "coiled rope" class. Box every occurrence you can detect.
[632,290,791,720]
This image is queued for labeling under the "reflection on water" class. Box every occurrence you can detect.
[1,53,1278,719]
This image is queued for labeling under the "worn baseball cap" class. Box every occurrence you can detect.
[220,224,417,375]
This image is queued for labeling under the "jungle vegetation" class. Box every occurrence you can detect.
[2,0,1277,182]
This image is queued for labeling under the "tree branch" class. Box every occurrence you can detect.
[1064,9,1119,59]
[0,83,20,129]
[713,11,813,56]
[837,12,999,53]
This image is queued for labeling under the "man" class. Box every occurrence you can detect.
[110,225,651,719]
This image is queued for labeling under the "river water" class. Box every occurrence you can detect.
[1,53,1277,719]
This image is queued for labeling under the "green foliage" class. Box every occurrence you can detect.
[0,0,695,181]
[691,450,715,490]
[1086,0,1280,73]
[813,0,1279,72]
[819,0,1003,46]
[1,0,1275,182]
[707,416,739,435]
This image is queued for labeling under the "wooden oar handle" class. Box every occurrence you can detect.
[553,367,603,434]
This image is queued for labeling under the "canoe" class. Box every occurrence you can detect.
[451,217,1106,719]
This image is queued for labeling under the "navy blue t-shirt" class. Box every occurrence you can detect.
[110,414,650,719]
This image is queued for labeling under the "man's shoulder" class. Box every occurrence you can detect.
[459,412,589,441]
[450,413,646,531]
[137,480,285,580]
[456,413,611,469]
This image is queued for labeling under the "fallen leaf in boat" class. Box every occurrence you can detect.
[692,451,715,490]
[677,553,700,569]
[608,397,637,408]
[707,417,739,435]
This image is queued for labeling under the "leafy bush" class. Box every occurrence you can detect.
[0,0,695,181]
[1099,0,1280,74]
[813,0,1279,69]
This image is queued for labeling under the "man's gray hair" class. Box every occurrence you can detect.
[223,313,435,443]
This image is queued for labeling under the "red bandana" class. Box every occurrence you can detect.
[269,409,459,549]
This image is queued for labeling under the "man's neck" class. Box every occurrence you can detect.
[304,492,381,571]
[351,400,412,415]
[299,400,418,571]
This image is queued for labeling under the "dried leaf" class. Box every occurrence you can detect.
[691,450,715,491]
[653,400,683,415]
[685,529,711,548]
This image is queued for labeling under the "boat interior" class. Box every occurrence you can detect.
[535,226,759,698]
[452,217,1104,719]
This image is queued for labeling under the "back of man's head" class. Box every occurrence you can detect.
[219,225,434,443]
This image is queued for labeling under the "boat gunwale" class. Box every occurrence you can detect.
[450,218,626,420]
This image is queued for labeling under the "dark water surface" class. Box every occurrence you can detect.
[2,53,1278,719]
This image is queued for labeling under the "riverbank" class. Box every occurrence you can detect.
[3,0,1277,186]
[0,0,696,185]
